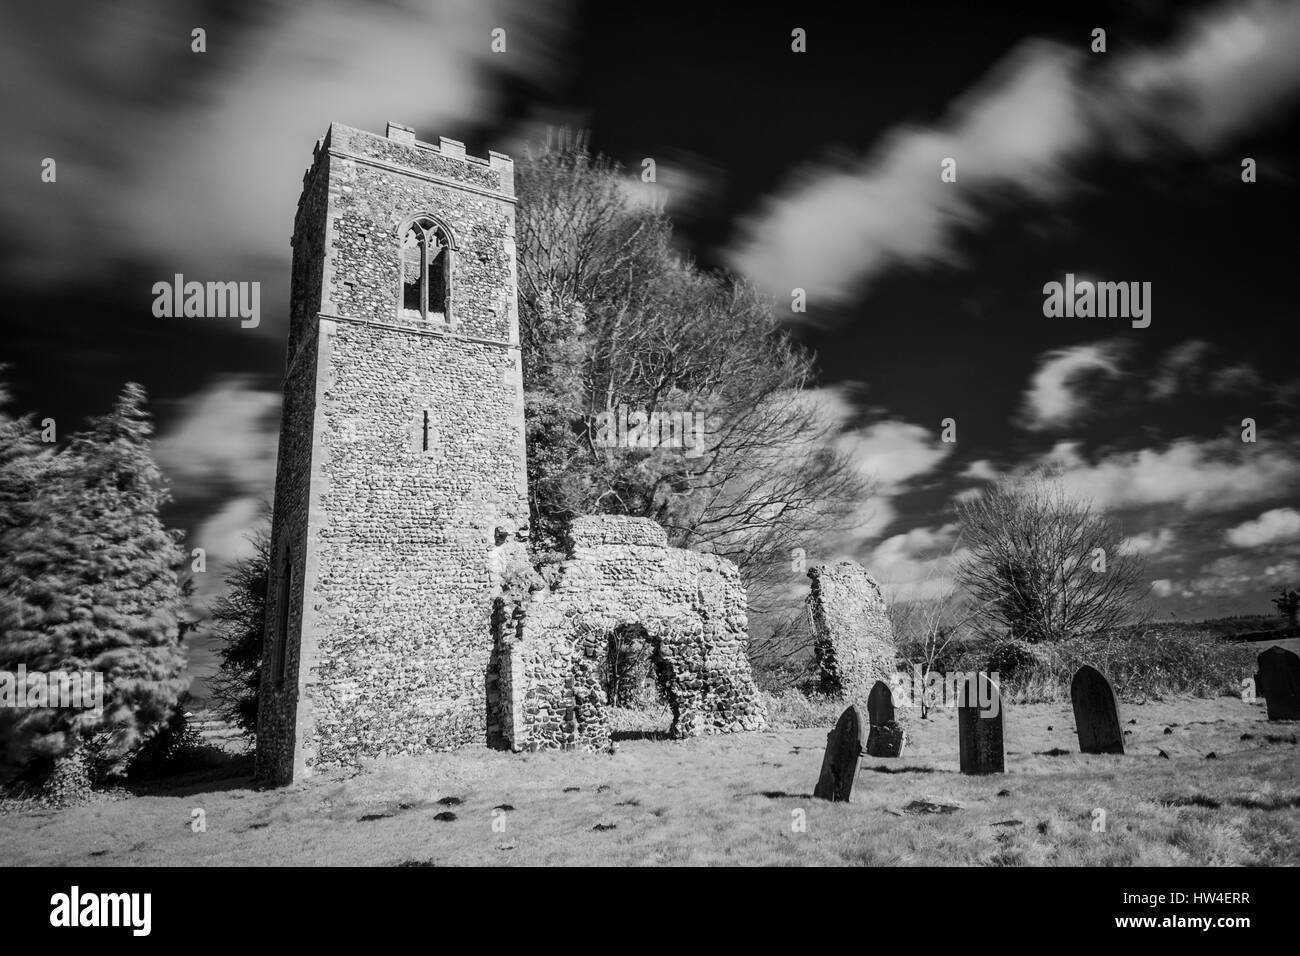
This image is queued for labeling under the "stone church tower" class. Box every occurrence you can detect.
[256,122,529,785]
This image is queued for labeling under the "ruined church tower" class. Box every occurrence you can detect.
[256,122,529,785]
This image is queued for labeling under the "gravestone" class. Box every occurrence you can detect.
[865,680,906,757]
[1256,646,1300,721]
[1070,664,1124,754]
[814,705,864,801]
[957,673,1004,774]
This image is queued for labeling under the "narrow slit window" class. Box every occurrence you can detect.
[276,549,292,684]
[414,406,439,458]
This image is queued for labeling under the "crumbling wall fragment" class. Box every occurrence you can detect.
[807,562,899,701]
[492,515,768,751]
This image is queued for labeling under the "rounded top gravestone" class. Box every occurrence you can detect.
[814,705,864,802]
[1256,646,1300,721]
[867,680,895,726]
[864,679,906,758]
[1070,664,1124,755]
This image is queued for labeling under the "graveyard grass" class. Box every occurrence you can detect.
[4,696,1299,866]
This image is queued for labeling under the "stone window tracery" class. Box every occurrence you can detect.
[400,216,451,323]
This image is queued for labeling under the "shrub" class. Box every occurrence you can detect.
[124,700,214,779]
[950,626,1254,703]
[759,689,846,729]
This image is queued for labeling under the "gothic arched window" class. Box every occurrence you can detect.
[400,217,452,322]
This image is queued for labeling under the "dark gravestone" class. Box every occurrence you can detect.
[957,673,1004,774]
[1070,664,1124,754]
[867,680,895,725]
[814,705,864,801]
[1256,646,1300,721]
[865,680,905,757]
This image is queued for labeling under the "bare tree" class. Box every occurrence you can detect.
[890,596,976,718]
[516,134,868,618]
[954,470,1148,643]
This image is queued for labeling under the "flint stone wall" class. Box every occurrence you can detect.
[257,123,528,785]
[492,516,768,751]
[807,562,899,703]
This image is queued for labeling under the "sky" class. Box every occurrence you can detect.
[2,0,1299,695]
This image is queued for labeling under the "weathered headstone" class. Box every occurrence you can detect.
[866,679,894,724]
[814,705,864,801]
[1256,646,1300,721]
[957,673,1004,774]
[865,680,906,757]
[1070,664,1124,754]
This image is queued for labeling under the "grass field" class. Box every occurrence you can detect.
[3,694,1297,866]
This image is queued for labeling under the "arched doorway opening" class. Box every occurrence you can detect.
[597,623,674,741]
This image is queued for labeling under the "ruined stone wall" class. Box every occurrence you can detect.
[258,123,528,783]
[494,516,768,751]
[807,562,899,702]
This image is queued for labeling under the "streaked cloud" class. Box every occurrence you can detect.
[728,0,1300,308]
[1118,527,1176,556]
[154,376,280,499]
[1043,437,1300,514]
[1018,340,1128,431]
[1150,340,1214,400]
[0,0,573,319]
[868,523,965,604]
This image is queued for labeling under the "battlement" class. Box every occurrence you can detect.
[301,122,513,200]
[297,123,516,216]
[380,121,512,169]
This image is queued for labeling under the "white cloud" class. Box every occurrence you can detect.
[1149,340,1213,400]
[617,153,719,218]
[791,388,954,555]
[1177,554,1300,597]
[840,419,953,492]
[838,418,952,546]
[1225,507,1300,548]
[0,0,573,304]
[1209,363,1263,395]
[155,376,280,499]
[868,523,965,603]
[1039,437,1300,514]
[1112,0,1300,155]
[728,0,1300,307]
[1118,528,1176,556]
[727,41,1088,305]
[959,459,1000,482]
[1018,341,1127,431]
[191,495,266,606]
[1148,341,1263,400]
